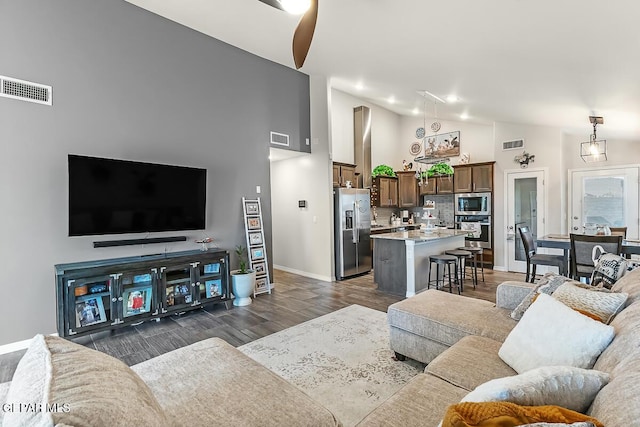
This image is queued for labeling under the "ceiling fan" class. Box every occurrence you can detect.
[258,0,318,69]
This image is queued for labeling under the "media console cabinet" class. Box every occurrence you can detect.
[55,249,230,338]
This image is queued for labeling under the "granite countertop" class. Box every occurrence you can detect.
[370,224,420,232]
[370,229,468,242]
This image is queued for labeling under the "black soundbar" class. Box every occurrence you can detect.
[93,236,187,248]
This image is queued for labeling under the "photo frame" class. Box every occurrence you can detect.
[247,217,261,230]
[204,263,220,274]
[205,279,222,298]
[245,201,260,215]
[250,247,265,261]
[169,283,192,306]
[252,261,266,274]
[75,295,107,328]
[249,232,263,246]
[122,285,153,317]
[424,131,460,158]
[255,277,268,291]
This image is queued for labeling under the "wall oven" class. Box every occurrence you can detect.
[456,215,491,248]
[455,192,491,216]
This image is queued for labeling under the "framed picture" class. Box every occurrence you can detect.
[250,247,265,261]
[133,273,152,284]
[424,131,460,158]
[205,279,222,298]
[245,201,260,215]
[249,232,263,246]
[204,263,220,274]
[252,261,266,274]
[170,283,192,306]
[75,295,107,328]
[255,277,268,291]
[122,285,153,317]
[247,217,261,230]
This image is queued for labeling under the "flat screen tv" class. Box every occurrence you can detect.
[68,155,206,236]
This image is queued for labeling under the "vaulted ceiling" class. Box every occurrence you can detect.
[126,0,640,139]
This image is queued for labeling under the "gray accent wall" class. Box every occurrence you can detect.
[0,0,310,345]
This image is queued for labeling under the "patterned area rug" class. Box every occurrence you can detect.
[238,304,424,426]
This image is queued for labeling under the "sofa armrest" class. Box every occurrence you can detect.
[496,281,535,310]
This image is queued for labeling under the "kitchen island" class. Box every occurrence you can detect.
[371,229,468,297]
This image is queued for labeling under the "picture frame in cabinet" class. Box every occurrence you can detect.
[250,247,265,261]
[245,201,260,215]
[75,295,107,328]
[122,285,153,317]
[205,279,222,298]
[247,217,261,230]
[168,283,192,306]
[252,261,266,274]
[255,277,268,292]
[249,232,263,246]
[204,263,220,274]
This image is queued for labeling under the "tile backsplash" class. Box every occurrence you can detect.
[372,194,455,227]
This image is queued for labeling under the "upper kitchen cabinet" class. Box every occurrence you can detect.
[371,176,398,207]
[420,176,454,195]
[453,162,495,193]
[333,162,357,187]
[397,171,419,207]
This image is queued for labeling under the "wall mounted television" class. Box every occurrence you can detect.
[68,155,206,236]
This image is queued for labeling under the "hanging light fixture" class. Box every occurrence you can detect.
[580,116,607,163]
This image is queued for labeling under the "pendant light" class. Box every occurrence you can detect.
[580,116,607,163]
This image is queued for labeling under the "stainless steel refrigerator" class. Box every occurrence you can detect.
[334,188,372,280]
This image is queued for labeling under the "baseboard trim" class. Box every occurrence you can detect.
[492,265,507,272]
[273,265,332,282]
[0,333,59,355]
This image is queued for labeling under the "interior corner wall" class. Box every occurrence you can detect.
[270,77,333,281]
[0,0,310,345]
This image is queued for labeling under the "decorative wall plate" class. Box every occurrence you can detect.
[431,121,441,132]
[409,142,422,156]
[415,127,425,139]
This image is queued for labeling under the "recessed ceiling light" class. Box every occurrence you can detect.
[446,95,459,103]
[355,82,364,90]
[412,108,419,115]
[460,113,469,120]
[387,96,395,105]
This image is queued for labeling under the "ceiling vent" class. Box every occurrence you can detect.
[270,131,290,147]
[502,139,524,151]
[0,75,52,106]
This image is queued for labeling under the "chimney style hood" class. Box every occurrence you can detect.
[353,106,372,188]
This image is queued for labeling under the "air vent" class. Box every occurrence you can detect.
[270,131,290,147]
[502,139,524,150]
[0,75,52,105]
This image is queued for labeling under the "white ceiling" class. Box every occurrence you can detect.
[125,0,640,139]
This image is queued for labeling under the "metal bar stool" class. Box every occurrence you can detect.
[445,249,475,291]
[458,246,484,287]
[428,254,460,294]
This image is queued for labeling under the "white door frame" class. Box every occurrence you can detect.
[504,167,549,273]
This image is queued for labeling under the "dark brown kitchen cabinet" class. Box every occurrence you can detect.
[419,177,437,195]
[371,176,398,207]
[333,162,357,187]
[419,175,453,195]
[453,162,495,193]
[397,171,419,207]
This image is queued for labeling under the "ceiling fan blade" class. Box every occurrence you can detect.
[292,0,318,69]
[257,0,285,11]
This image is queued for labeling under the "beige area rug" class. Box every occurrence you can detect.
[238,304,424,426]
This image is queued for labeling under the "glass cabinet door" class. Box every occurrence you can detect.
[196,259,227,303]
[160,264,196,313]
[66,274,114,336]
[119,269,158,321]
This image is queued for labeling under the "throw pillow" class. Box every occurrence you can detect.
[510,273,575,321]
[551,283,628,324]
[591,253,628,288]
[521,423,597,426]
[461,366,609,413]
[441,402,603,427]
[498,294,615,373]
[3,334,168,427]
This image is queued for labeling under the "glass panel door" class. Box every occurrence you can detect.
[66,275,114,335]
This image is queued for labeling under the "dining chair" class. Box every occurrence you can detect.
[569,233,623,282]
[518,226,566,282]
[610,227,627,238]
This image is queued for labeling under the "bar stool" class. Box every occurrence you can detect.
[458,246,484,286]
[445,249,475,291]
[428,254,459,294]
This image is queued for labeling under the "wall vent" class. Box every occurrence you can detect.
[0,75,52,105]
[270,131,290,147]
[502,139,524,150]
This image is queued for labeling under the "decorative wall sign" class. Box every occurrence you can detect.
[424,131,460,157]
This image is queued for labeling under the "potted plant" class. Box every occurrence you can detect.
[371,164,396,178]
[230,245,256,306]
[426,162,454,178]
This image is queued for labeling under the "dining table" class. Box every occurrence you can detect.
[536,234,640,276]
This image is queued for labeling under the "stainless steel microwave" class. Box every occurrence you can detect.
[455,192,491,216]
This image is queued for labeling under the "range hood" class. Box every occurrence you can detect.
[353,106,372,188]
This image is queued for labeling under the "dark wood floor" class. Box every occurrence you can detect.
[0,268,525,383]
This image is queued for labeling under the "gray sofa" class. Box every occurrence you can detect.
[356,268,640,426]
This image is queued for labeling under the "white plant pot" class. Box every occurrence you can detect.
[231,270,256,306]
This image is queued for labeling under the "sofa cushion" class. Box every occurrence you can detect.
[132,337,341,427]
[388,290,516,347]
[2,334,168,427]
[610,267,640,306]
[461,366,609,413]
[499,294,615,373]
[551,283,627,323]
[355,373,467,427]
[426,335,516,391]
[591,252,628,288]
